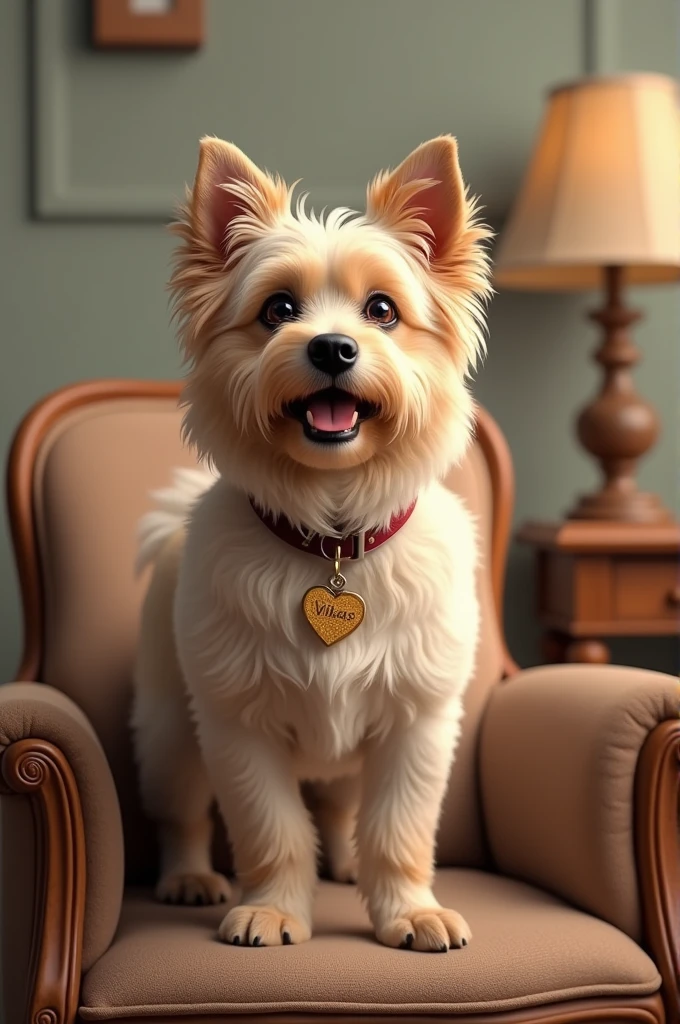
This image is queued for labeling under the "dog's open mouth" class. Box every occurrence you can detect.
[285,388,378,444]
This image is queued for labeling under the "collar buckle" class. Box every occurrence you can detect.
[319,531,365,561]
[351,532,365,561]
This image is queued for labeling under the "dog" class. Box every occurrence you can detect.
[131,134,492,952]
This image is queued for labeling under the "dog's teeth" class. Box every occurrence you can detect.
[306,410,315,427]
[350,411,358,428]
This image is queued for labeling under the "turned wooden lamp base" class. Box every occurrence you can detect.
[566,265,674,525]
[569,488,673,524]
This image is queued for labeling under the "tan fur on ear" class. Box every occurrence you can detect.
[366,136,469,262]
[169,138,291,361]
[367,136,494,373]
[192,138,290,258]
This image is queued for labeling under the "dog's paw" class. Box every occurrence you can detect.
[218,904,311,946]
[376,906,471,952]
[156,871,231,906]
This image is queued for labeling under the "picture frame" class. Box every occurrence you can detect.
[92,0,204,50]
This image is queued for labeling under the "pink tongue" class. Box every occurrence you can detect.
[307,393,357,431]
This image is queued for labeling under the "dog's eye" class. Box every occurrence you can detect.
[260,293,298,329]
[364,295,398,327]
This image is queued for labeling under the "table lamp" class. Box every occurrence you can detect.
[494,73,680,523]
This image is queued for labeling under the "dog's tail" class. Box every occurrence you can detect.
[134,465,218,577]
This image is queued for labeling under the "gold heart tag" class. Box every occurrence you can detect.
[302,586,365,646]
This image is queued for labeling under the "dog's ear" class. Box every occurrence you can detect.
[191,137,289,259]
[366,136,468,263]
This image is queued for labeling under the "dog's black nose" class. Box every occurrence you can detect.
[307,334,358,376]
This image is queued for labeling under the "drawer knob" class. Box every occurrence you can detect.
[667,585,680,607]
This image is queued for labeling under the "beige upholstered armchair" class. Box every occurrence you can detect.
[1,379,678,1024]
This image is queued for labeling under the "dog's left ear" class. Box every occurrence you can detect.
[366,136,467,263]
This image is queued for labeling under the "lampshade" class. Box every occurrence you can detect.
[494,73,680,290]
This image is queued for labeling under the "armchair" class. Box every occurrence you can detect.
[1,379,677,1024]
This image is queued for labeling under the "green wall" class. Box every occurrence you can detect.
[1,0,678,680]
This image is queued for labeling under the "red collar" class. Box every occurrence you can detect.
[248,498,417,561]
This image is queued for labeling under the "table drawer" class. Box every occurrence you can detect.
[614,559,680,621]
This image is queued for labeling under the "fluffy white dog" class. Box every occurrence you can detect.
[132,135,492,953]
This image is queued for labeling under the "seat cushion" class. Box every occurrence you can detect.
[80,869,660,1020]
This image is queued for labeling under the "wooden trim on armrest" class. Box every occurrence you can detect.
[635,718,680,1024]
[1,739,86,1024]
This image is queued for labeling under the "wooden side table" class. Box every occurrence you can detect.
[517,520,680,665]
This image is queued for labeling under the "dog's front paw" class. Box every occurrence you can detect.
[218,904,311,946]
[375,906,471,952]
[156,871,231,906]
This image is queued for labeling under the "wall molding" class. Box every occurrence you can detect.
[32,0,179,221]
[31,0,364,222]
[31,0,618,223]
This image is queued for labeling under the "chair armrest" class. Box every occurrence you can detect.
[0,682,124,1023]
[479,664,678,943]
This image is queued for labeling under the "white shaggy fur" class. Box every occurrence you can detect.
[132,135,491,952]
[134,465,218,576]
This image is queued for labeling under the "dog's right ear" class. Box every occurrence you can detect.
[191,138,289,260]
[366,136,469,265]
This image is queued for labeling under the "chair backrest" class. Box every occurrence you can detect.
[8,380,514,882]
